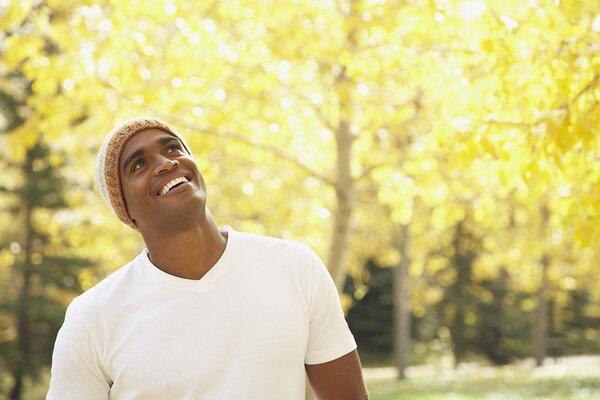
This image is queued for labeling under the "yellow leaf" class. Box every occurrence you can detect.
[390,198,413,225]
[32,77,59,96]
[3,35,45,69]
[558,0,581,21]
[480,38,495,53]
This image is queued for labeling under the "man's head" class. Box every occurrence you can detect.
[96,117,204,230]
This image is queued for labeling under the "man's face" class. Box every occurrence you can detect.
[119,128,206,230]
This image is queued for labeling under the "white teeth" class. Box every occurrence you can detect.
[159,177,189,196]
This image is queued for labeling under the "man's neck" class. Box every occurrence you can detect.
[141,212,228,280]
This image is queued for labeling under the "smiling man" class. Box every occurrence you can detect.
[47,117,368,400]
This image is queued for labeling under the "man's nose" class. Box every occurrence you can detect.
[154,157,179,175]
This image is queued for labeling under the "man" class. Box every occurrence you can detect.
[47,117,368,399]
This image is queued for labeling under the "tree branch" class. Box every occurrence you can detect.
[162,111,338,188]
[356,161,387,182]
[565,74,600,108]
[100,81,337,188]
[483,74,600,128]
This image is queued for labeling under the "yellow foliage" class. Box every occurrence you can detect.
[390,199,413,225]
[1,0,599,326]
[0,1,31,33]
[7,126,39,161]
[3,35,45,69]
[559,0,583,22]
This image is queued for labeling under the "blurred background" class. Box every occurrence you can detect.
[1,0,599,399]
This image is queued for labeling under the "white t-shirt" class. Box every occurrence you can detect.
[47,227,356,399]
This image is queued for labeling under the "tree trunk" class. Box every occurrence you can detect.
[393,223,411,379]
[326,1,357,289]
[534,254,549,367]
[486,267,510,364]
[448,220,473,367]
[327,115,354,290]
[534,205,550,367]
[9,370,23,400]
[308,3,357,399]
[12,205,34,400]
[11,149,36,400]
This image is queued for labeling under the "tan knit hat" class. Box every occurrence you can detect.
[96,117,192,229]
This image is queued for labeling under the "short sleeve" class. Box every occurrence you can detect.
[304,248,357,365]
[47,299,111,400]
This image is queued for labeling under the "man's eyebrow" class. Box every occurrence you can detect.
[159,136,179,145]
[121,136,180,172]
[122,148,145,173]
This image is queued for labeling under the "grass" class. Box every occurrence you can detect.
[14,355,600,399]
[365,355,600,400]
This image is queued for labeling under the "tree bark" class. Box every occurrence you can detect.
[9,370,23,400]
[327,115,355,290]
[308,3,357,399]
[393,223,411,379]
[448,220,473,367]
[11,200,34,400]
[534,204,550,367]
[534,253,549,367]
[326,0,358,290]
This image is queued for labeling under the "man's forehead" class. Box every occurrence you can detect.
[123,129,178,152]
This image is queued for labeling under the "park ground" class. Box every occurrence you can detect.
[13,355,600,399]
[365,355,600,399]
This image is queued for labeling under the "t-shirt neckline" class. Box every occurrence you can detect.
[138,226,238,292]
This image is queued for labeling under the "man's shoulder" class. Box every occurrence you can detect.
[234,230,313,257]
[232,230,323,279]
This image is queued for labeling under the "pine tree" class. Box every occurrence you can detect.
[0,82,89,399]
[345,260,394,361]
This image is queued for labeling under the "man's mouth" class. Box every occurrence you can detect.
[158,176,190,196]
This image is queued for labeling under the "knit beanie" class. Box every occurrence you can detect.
[96,117,192,230]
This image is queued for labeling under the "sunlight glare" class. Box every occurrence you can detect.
[458,1,486,21]
[593,15,600,32]
[164,3,177,16]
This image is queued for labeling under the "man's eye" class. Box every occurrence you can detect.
[132,159,146,172]
[167,144,183,153]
